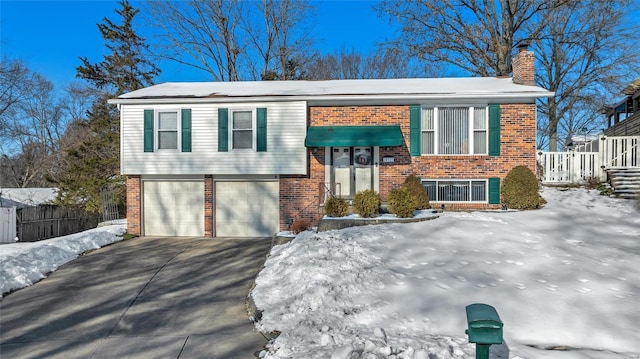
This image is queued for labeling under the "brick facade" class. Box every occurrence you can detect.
[278,103,538,230]
[125,175,141,236]
[204,176,213,237]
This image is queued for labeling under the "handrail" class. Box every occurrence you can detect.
[601,135,640,169]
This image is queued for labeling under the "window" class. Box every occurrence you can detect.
[231,110,254,150]
[422,180,487,202]
[157,111,179,150]
[420,106,487,155]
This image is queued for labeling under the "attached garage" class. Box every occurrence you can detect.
[215,181,279,237]
[143,180,204,236]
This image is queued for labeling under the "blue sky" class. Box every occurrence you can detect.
[0,0,393,87]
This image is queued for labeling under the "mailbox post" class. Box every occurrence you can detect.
[465,303,503,359]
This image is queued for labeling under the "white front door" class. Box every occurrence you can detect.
[332,147,352,198]
[354,147,373,193]
[331,146,375,198]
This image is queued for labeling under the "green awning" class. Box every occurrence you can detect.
[304,125,404,147]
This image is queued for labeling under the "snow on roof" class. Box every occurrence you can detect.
[570,134,600,143]
[112,77,554,102]
[0,188,58,208]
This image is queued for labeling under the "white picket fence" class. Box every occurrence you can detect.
[0,207,17,244]
[538,135,640,184]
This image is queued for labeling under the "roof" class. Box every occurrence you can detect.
[622,78,640,95]
[0,188,58,208]
[110,78,554,105]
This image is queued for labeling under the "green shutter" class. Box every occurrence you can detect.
[144,109,154,152]
[257,107,267,152]
[489,104,501,156]
[409,105,421,156]
[488,177,500,204]
[218,108,228,152]
[181,109,192,152]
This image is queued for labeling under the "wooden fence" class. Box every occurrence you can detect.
[16,205,99,242]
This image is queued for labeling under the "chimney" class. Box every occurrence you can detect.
[512,42,535,86]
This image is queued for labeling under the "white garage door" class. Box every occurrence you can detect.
[215,181,279,237]
[143,181,204,236]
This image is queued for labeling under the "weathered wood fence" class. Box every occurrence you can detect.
[15,205,99,242]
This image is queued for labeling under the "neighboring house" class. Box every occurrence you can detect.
[110,45,553,238]
[0,188,58,209]
[603,78,640,136]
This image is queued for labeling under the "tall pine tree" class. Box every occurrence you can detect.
[55,0,159,214]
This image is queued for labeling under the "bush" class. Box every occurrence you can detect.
[388,187,418,218]
[502,165,546,209]
[353,189,381,218]
[290,219,310,234]
[324,196,349,217]
[403,174,431,210]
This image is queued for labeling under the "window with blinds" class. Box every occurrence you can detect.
[420,106,487,155]
[422,180,487,202]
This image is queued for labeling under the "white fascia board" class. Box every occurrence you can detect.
[108,91,554,106]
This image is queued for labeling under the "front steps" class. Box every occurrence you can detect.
[607,168,640,199]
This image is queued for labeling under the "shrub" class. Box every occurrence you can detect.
[290,219,311,234]
[403,174,431,210]
[502,165,546,209]
[388,187,418,218]
[353,189,381,218]
[324,196,349,217]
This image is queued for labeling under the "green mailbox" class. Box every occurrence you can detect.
[465,303,503,359]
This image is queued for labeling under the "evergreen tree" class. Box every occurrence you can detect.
[54,0,159,213]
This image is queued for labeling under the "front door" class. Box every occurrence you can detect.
[331,146,374,198]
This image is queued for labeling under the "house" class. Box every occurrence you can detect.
[109,45,553,237]
[0,188,58,209]
[603,78,640,136]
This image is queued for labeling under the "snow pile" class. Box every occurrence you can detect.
[0,224,126,297]
[252,188,640,359]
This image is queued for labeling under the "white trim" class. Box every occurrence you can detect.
[373,147,380,193]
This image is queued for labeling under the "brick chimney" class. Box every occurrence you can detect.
[512,42,535,86]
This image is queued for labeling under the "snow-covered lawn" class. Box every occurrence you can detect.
[252,187,640,359]
[0,222,126,298]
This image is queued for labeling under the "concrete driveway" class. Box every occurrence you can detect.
[0,236,272,359]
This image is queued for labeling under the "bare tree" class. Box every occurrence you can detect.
[376,0,557,77]
[304,47,430,80]
[144,0,314,81]
[533,0,639,150]
[0,74,68,187]
[0,58,34,120]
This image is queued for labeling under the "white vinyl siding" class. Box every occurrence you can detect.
[120,101,307,175]
[422,179,487,202]
[421,106,487,155]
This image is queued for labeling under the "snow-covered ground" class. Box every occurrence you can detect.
[0,222,126,298]
[252,187,640,359]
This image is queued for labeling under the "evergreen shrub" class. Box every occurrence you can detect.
[353,189,381,218]
[502,165,546,209]
[324,196,349,217]
[403,174,431,210]
[388,187,418,218]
